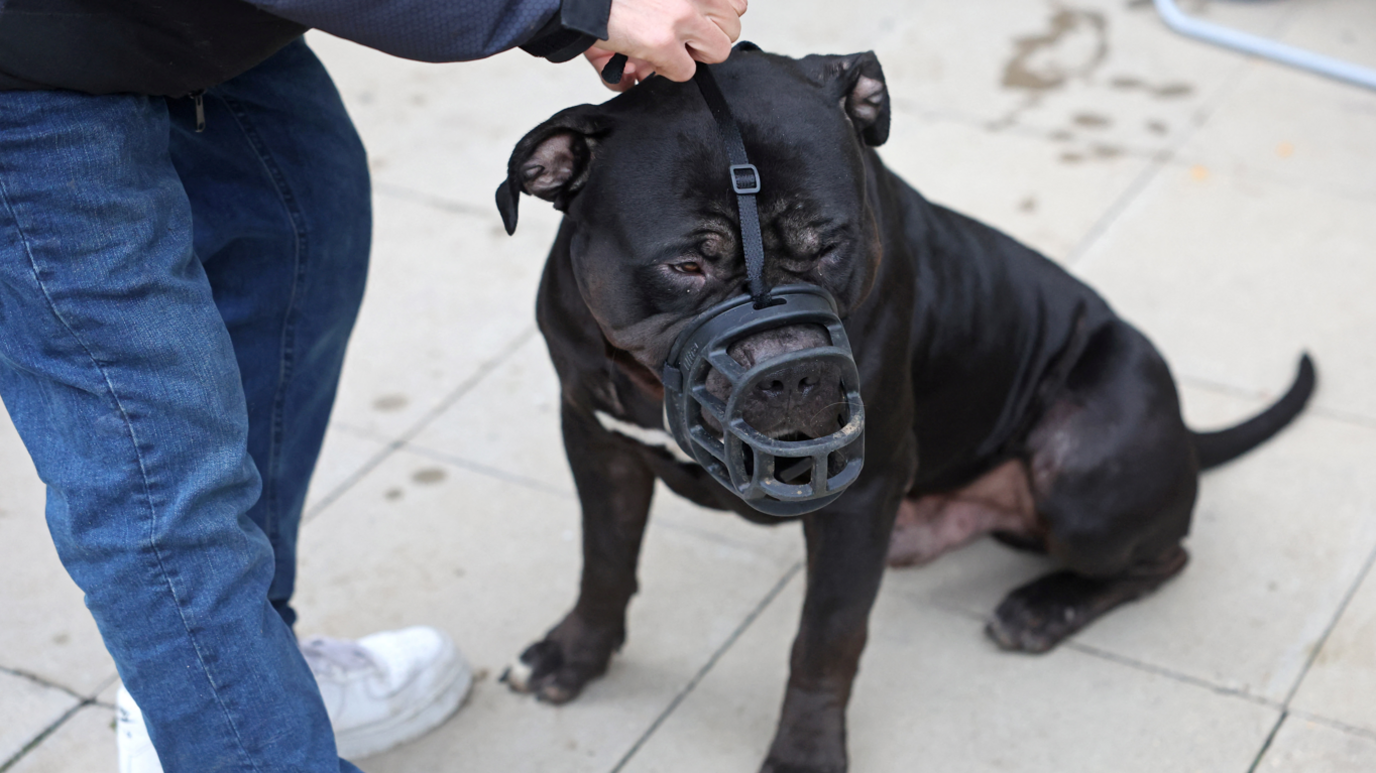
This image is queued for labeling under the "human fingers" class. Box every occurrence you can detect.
[583,48,622,90]
[601,0,735,82]
[583,48,651,91]
[702,3,741,44]
[683,12,734,66]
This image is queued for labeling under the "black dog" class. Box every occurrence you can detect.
[495,46,1314,772]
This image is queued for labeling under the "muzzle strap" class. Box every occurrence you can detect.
[693,63,771,307]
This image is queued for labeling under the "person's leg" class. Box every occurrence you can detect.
[154,39,469,762]
[167,38,372,630]
[0,89,360,772]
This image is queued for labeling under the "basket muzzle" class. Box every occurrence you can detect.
[662,284,865,516]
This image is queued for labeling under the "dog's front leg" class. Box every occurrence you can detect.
[762,487,902,773]
[507,405,655,704]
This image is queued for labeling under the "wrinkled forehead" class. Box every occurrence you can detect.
[574,66,869,233]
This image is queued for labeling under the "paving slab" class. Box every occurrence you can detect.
[1075,160,1376,421]
[879,111,1155,261]
[885,383,1376,704]
[303,423,392,516]
[1176,1,1376,204]
[307,31,615,215]
[618,571,1279,773]
[0,414,115,698]
[406,331,570,497]
[1072,384,1376,703]
[0,671,79,767]
[405,333,806,559]
[293,447,802,771]
[874,0,1295,149]
[325,192,561,440]
[1256,715,1376,773]
[5,704,115,773]
[1290,551,1376,734]
[1283,0,1376,70]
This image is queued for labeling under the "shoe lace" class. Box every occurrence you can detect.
[299,636,384,681]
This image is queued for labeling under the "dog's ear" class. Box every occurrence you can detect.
[496,105,609,235]
[798,51,891,147]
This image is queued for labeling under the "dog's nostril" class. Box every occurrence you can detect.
[798,376,817,393]
[761,379,784,396]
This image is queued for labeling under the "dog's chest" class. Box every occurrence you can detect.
[594,410,697,465]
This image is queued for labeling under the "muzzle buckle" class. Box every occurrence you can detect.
[730,164,761,195]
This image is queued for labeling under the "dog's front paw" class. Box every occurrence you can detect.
[503,614,623,704]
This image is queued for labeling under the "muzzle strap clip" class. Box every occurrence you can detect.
[693,63,772,308]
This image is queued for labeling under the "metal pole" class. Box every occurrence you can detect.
[1154,0,1376,91]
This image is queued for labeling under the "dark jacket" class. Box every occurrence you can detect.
[0,0,610,95]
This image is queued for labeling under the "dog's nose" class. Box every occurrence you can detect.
[744,359,845,437]
[703,324,847,440]
[756,369,824,405]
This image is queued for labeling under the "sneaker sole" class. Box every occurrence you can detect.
[334,649,473,759]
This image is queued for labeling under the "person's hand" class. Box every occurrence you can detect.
[585,0,748,92]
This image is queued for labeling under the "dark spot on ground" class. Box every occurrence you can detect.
[412,467,447,485]
[1108,74,1195,99]
[1073,112,1112,129]
[373,394,409,412]
[1153,82,1194,99]
[1019,196,1039,213]
[385,487,404,501]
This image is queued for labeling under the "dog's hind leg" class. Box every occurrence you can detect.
[986,322,1198,653]
[505,405,655,703]
[987,545,1189,652]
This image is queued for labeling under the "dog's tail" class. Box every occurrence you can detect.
[1192,354,1316,471]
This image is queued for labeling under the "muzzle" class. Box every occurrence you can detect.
[660,63,866,517]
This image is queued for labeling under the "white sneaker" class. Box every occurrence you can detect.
[116,626,471,769]
[116,687,161,773]
[302,626,472,759]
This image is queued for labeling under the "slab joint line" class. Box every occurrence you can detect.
[0,700,90,773]
[303,325,536,523]
[608,560,804,773]
[1065,8,1279,273]
[1248,534,1376,771]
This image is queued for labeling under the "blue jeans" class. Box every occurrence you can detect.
[0,41,368,772]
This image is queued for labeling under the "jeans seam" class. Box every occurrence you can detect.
[0,151,264,772]
[216,92,310,565]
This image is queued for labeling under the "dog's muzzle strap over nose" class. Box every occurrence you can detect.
[693,63,770,307]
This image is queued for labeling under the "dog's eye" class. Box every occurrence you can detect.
[671,261,704,276]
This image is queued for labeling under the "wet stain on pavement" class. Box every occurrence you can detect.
[412,467,447,485]
[1073,112,1112,129]
[1109,75,1195,99]
[1003,8,1109,93]
[373,394,409,412]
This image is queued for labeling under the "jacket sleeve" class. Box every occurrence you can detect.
[245,0,611,63]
